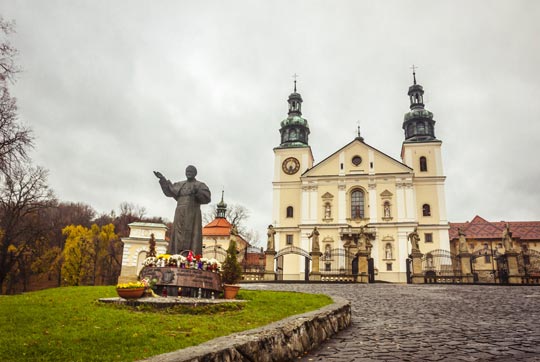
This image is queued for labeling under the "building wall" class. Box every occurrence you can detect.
[272,139,450,282]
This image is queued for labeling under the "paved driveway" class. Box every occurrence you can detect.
[243,283,540,361]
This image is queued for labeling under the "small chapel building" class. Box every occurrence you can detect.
[202,192,249,259]
[271,73,450,282]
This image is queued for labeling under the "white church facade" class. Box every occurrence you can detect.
[271,73,450,282]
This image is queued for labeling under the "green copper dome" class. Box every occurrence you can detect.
[404,108,433,121]
[281,115,310,128]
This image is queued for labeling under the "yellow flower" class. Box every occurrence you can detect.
[116,281,145,289]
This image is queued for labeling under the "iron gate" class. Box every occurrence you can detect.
[321,248,358,282]
[518,249,540,284]
[422,249,461,283]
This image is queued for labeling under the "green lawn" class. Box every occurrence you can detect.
[0,286,332,361]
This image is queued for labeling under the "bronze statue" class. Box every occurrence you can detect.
[408,227,421,252]
[154,165,211,255]
[308,226,320,252]
[267,225,276,251]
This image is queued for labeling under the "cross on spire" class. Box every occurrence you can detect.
[410,64,418,85]
[355,122,364,142]
[292,73,299,92]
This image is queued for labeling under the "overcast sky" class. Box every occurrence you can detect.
[3,1,540,244]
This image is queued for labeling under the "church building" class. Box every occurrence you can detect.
[271,73,450,282]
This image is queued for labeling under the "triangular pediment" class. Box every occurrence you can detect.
[303,139,412,177]
[321,192,334,199]
[380,190,393,198]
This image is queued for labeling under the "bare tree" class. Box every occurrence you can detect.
[0,164,55,293]
[0,17,33,175]
[203,203,253,235]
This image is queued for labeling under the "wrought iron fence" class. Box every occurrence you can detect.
[320,248,358,281]
[518,249,540,284]
[422,249,461,284]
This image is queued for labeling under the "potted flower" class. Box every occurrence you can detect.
[116,281,146,299]
[221,239,242,299]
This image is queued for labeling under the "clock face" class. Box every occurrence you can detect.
[282,157,300,175]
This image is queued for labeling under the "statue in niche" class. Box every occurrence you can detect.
[308,226,320,252]
[385,244,392,259]
[408,227,421,252]
[267,225,276,251]
[383,202,391,218]
[154,165,211,255]
[324,203,331,219]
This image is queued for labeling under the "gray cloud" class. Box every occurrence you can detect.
[3,0,540,242]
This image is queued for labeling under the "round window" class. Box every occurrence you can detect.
[352,155,362,166]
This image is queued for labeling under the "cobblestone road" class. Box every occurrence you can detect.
[244,283,540,361]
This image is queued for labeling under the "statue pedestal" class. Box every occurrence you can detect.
[140,267,222,297]
[459,252,474,283]
[505,251,522,284]
[410,250,424,284]
[264,250,276,281]
[357,250,370,284]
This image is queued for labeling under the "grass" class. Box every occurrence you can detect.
[0,286,332,361]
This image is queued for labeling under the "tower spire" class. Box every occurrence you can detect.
[216,189,227,218]
[277,76,310,148]
[355,122,364,142]
[402,67,437,142]
[292,73,299,92]
[411,64,417,85]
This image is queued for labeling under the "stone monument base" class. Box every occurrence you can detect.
[140,267,222,298]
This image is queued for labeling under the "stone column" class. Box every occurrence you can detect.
[410,250,425,284]
[459,252,474,284]
[357,250,370,283]
[309,251,322,281]
[264,250,276,281]
[505,251,522,284]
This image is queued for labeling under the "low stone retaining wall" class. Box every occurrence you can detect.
[140,296,351,362]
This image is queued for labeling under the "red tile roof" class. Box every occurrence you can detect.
[449,215,540,240]
[202,217,232,236]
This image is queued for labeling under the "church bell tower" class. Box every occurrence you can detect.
[272,78,314,247]
[401,67,450,252]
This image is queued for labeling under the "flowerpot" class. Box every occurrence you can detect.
[116,288,145,299]
[223,284,240,300]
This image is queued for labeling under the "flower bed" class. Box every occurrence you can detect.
[142,252,222,272]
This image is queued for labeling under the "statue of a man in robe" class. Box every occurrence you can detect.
[408,227,421,252]
[267,225,276,251]
[154,165,211,255]
[502,223,514,252]
[308,226,320,252]
[458,227,468,254]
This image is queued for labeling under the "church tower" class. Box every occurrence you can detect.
[272,80,314,272]
[401,69,450,251]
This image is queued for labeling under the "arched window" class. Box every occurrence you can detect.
[422,204,431,217]
[417,122,425,134]
[351,189,365,219]
[419,156,427,172]
[385,243,393,259]
[407,123,414,136]
[286,206,293,218]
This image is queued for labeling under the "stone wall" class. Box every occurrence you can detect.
[140,296,351,362]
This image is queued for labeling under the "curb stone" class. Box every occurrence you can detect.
[140,296,351,362]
